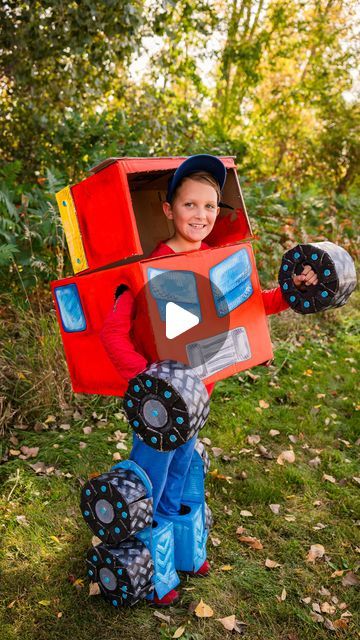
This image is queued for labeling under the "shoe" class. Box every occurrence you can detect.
[187,559,211,577]
[150,589,180,607]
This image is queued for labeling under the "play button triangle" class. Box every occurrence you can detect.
[165,302,200,340]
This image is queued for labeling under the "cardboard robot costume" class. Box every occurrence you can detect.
[51,155,356,607]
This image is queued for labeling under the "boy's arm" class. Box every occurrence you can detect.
[261,286,289,316]
[100,290,148,382]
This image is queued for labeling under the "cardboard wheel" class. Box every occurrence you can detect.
[86,538,154,607]
[279,241,356,314]
[124,360,210,451]
[80,468,153,545]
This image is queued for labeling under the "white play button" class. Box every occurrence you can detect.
[165,302,200,340]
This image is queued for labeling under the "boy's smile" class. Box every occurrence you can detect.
[163,178,220,252]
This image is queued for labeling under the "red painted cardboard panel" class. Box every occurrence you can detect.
[71,162,142,270]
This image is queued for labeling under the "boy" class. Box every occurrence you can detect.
[100,154,318,605]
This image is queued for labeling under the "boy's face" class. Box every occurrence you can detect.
[163,178,220,246]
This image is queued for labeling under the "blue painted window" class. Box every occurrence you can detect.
[54,284,86,332]
[147,268,201,323]
[210,249,253,317]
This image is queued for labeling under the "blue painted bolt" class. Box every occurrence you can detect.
[176,417,184,425]
[304,301,310,308]
[76,258,81,264]
[311,253,318,260]
[112,600,118,607]
[117,569,123,576]
[321,291,329,298]
[85,489,91,496]
[100,485,107,493]
[133,420,139,427]
[101,507,107,514]
[283,283,288,291]
[127,400,133,408]
[145,380,152,388]
[88,569,93,576]
[290,295,296,303]
[164,390,172,399]
[324,269,330,276]
[152,410,158,417]
[283,264,289,271]
[104,577,110,584]
[122,511,127,518]
[151,436,157,443]
[122,585,127,592]
[92,555,97,562]
[106,558,111,565]
[84,510,90,516]
[99,529,105,536]
[62,200,67,206]
[116,502,123,508]
[170,435,177,442]
[134,385,140,392]
[115,527,120,534]
[294,252,300,259]
[123,593,127,599]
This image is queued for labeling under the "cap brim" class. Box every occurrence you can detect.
[166,154,227,203]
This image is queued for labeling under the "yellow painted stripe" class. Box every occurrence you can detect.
[56,187,88,274]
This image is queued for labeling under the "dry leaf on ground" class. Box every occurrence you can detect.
[89,582,101,596]
[238,535,263,550]
[83,426,92,435]
[306,544,325,563]
[259,400,269,409]
[194,599,214,618]
[269,429,280,436]
[342,571,359,587]
[240,510,253,517]
[220,565,233,571]
[277,450,295,465]
[276,588,287,602]
[323,474,336,484]
[265,558,281,569]
[172,626,185,638]
[153,610,171,623]
[247,435,260,445]
[269,504,281,514]
[211,447,224,457]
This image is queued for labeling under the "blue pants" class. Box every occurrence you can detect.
[130,434,197,515]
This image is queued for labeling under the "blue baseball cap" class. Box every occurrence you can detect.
[166,154,227,203]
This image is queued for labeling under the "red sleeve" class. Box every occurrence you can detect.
[261,286,289,316]
[100,290,148,382]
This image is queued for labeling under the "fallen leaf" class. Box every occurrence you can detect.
[313,522,327,531]
[220,565,233,571]
[153,610,171,623]
[265,558,281,569]
[331,570,344,578]
[59,424,71,431]
[38,600,51,606]
[83,426,92,435]
[16,515,29,526]
[210,536,221,547]
[309,456,321,468]
[236,526,246,535]
[7,600,16,609]
[277,450,295,465]
[276,588,287,602]
[318,587,331,596]
[216,615,236,631]
[312,602,321,613]
[306,544,325,563]
[45,415,56,424]
[116,442,127,450]
[9,449,21,456]
[288,435,297,444]
[352,476,360,485]
[19,446,39,459]
[269,429,280,436]
[91,536,102,547]
[112,452,122,461]
[201,437,212,446]
[49,535,61,544]
[333,619,348,629]
[89,582,101,596]
[79,442,87,449]
[310,611,324,623]
[342,571,359,587]
[172,626,185,638]
[284,515,296,522]
[240,510,253,517]
[321,602,336,615]
[238,536,263,550]
[57,612,63,619]
[323,618,336,631]
[247,435,260,445]
[211,447,223,457]
[302,597,311,604]
[257,444,274,459]
[323,474,336,484]
[303,369,313,377]
[194,599,214,618]
[259,399,269,409]
[270,504,281,514]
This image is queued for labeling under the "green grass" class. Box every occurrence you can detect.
[0,296,359,640]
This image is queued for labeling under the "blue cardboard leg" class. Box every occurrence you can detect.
[136,516,180,600]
